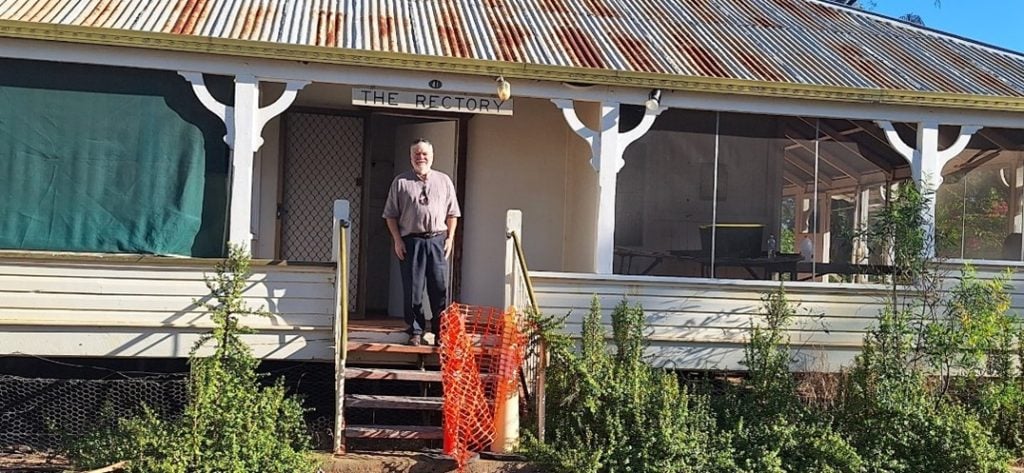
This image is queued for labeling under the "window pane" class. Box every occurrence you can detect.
[615,108,716,277]
[936,128,1024,261]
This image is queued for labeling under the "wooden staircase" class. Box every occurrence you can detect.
[340,340,446,450]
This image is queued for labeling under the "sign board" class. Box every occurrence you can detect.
[352,88,513,116]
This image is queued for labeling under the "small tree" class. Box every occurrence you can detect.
[838,184,1011,473]
[66,245,316,473]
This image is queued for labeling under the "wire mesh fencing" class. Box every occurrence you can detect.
[0,360,337,451]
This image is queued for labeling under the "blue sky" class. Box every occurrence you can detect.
[869,1,1024,54]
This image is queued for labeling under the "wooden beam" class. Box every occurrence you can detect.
[783,168,804,186]
[784,153,822,184]
[947,150,1003,176]
[979,128,1019,150]
[838,119,910,175]
[800,118,896,177]
[783,127,861,180]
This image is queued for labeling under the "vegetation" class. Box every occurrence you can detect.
[524,298,733,473]
[526,181,1024,472]
[64,245,316,473]
[720,286,862,473]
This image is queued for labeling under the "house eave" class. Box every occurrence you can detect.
[3,19,1024,113]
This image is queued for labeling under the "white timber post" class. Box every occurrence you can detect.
[552,100,664,273]
[876,120,981,257]
[179,72,309,252]
[504,209,523,311]
[494,209,523,454]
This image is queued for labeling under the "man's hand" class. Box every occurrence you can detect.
[444,237,454,259]
[394,239,406,261]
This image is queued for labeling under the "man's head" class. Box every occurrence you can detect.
[409,139,434,176]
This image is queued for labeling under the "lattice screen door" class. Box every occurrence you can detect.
[280,111,363,310]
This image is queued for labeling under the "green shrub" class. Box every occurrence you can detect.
[723,286,862,473]
[524,298,733,473]
[64,245,316,473]
[843,399,1007,473]
[978,381,1024,457]
[839,305,1009,473]
[925,266,1013,397]
[726,418,862,473]
[968,268,1024,457]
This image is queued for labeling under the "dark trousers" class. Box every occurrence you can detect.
[400,234,449,336]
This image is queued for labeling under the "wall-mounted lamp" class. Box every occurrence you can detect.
[645,89,662,111]
[496,76,511,101]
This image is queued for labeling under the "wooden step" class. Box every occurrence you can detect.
[344,367,442,383]
[345,424,444,439]
[346,394,444,410]
[348,341,491,355]
[348,342,439,355]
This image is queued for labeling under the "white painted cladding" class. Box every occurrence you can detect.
[2,254,1022,372]
[0,259,336,360]
[530,264,1024,372]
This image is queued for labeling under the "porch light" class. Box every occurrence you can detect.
[645,89,662,111]
[496,76,511,101]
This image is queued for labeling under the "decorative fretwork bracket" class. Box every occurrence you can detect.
[179,72,309,248]
[552,99,665,273]
[876,120,982,257]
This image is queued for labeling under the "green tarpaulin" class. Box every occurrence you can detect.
[0,59,229,257]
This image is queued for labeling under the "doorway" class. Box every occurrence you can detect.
[363,114,461,318]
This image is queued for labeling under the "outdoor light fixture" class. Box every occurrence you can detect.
[645,89,662,111]
[496,76,511,101]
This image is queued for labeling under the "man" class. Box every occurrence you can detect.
[383,139,461,346]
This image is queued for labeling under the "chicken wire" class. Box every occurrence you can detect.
[0,362,336,450]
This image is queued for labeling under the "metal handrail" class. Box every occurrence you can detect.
[510,230,540,315]
[333,214,350,455]
[509,229,546,443]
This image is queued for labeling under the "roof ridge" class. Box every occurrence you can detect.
[808,0,1024,60]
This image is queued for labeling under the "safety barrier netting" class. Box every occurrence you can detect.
[439,303,526,470]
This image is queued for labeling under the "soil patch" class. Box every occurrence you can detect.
[319,451,543,473]
[0,449,542,473]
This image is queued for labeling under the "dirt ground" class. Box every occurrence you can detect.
[8,449,1023,473]
[319,451,543,473]
[0,448,543,473]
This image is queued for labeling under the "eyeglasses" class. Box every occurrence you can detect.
[418,183,429,205]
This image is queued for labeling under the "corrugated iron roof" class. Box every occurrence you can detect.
[1,0,1023,100]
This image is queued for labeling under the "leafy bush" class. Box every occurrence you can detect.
[966,268,1024,457]
[524,298,733,473]
[838,304,1009,473]
[925,266,1013,397]
[722,286,862,473]
[978,381,1024,457]
[65,246,316,473]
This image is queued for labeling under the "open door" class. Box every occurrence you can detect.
[363,114,460,318]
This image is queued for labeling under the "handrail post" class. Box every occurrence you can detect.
[502,209,547,446]
[332,200,351,455]
[494,210,523,453]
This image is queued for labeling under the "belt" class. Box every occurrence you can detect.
[407,231,445,238]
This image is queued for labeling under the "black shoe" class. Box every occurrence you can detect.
[408,334,422,346]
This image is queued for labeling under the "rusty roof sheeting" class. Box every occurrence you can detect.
[2,0,1023,99]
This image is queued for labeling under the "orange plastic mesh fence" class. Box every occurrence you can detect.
[439,303,526,470]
